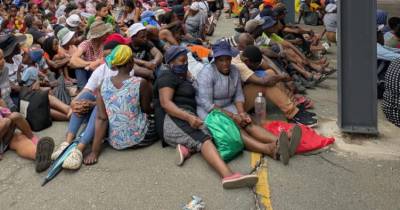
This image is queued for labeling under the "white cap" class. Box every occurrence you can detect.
[190,2,200,11]
[258,92,263,97]
[325,4,337,13]
[127,23,146,37]
[66,14,81,28]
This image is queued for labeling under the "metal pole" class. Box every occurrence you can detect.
[281,0,295,24]
[337,0,378,134]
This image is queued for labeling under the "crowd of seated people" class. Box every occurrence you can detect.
[0,0,348,189]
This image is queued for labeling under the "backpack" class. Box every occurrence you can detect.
[23,90,52,131]
[304,12,319,26]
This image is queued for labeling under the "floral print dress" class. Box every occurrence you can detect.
[101,76,148,150]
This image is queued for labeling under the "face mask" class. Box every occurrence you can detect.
[171,63,188,74]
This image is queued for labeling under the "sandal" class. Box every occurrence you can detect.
[35,137,55,173]
[289,125,302,157]
[222,173,259,189]
[62,148,83,170]
[276,132,290,165]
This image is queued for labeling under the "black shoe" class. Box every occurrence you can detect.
[297,104,316,117]
[291,111,318,128]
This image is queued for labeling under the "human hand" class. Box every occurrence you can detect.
[71,100,93,115]
[239,112,252,125]
[280,73,292,82]
[232,114,243,126]
[188,115,203,129]
[144,61,157,71]
[31,81,40,91]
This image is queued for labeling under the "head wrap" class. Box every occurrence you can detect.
[105,45,133,68]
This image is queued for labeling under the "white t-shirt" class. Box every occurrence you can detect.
[6,54,23,83]
[198,1,209,14]
[84,63,135,92]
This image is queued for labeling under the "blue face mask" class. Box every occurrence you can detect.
[171,63,188,74]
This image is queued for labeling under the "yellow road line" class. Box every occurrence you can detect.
[251,152,273,210]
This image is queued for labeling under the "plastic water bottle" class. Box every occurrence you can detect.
[254,92,266,125]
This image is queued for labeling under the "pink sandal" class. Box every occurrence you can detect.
[222,173,258,189]
[176,144,191,166]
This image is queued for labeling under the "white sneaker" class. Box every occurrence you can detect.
[62,148,83,170]
[51,141,70,160]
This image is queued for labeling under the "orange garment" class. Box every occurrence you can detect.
[188,45,211,59]
[227,0,241,16]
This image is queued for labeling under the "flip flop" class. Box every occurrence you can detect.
[277,132,290,165]
[35,137,55,173]
[222,173,259,189]
[289,125,302,157]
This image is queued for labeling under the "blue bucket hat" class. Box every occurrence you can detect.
[165,46,188,64]
[29,49,44,63]
[212,41,239,58]
[261,16,277,30]
[141,10,156,19]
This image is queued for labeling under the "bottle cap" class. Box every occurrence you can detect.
[258,92,262,97]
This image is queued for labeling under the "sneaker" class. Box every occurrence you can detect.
[176,144,190,166]
[51,141,70,160]
[35,137,55,173]
[222,173,259,189]
[291,111,318,128]
[62,148,83,170]
[297,104,317,117]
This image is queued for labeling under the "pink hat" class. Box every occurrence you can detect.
[33,0,44,5]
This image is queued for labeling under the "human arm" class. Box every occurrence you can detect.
[195,66,216,114]
[85,90,108,164]
[377,44,400,61]
[46,57,70,69]
[69,44,91,69]
[280,39,307,60]
[139,79,153,114]
[149,46,163,67]
[133,64,155,80]
[159,87,203,128]
[133,8,141,23]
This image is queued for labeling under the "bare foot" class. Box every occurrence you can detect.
[83,152,98,165]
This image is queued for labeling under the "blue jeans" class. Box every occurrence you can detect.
[67,92,97,145]
[75,69,92,90]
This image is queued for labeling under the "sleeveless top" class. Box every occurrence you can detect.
[101,76,148,150]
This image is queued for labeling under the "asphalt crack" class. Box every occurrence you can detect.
[317,154,354,173]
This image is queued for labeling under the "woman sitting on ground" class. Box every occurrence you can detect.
[0,99,54,172]
[41,36,73,84]
[153,45,259,189]
[51,39,133,170]
[195,41,302,165]
[70,21,113,91]
[84,45,157,165]
[18,48,71,121]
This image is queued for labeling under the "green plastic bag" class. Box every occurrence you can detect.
[205,110,244,162]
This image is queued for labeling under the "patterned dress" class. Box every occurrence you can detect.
[382,58,400,127]
[101,76,149,150]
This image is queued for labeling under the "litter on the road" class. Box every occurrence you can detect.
[183,196,206,210]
